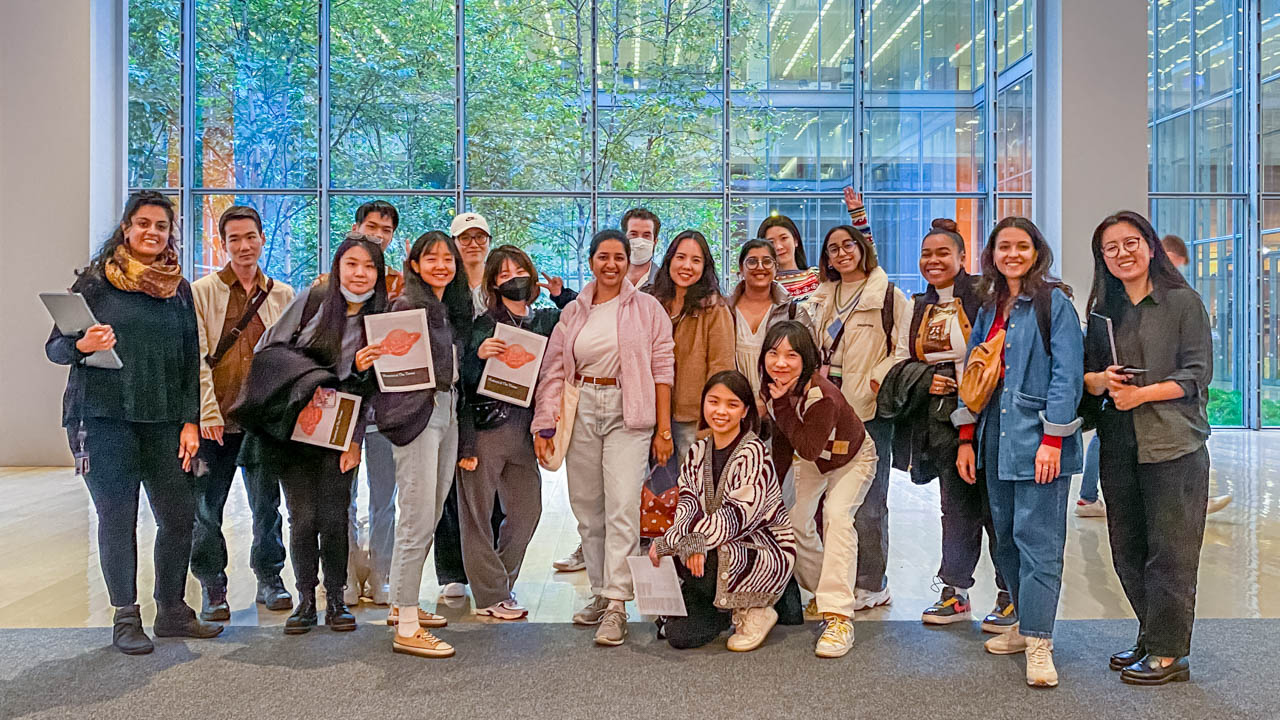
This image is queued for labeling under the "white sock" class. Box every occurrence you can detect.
[953,588,969,602]
[396,606,420,638]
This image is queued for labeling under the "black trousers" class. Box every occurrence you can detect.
[274,447,355,598]
[1098,411,1209,658]
[434,476,505,586]
[937,462,1006,592]
[81,418,195,610]
[664,553,732,649]
[190,433,286,588]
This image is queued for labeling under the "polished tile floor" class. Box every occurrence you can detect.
[0,430,1275,628]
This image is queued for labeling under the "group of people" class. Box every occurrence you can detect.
[46,190,1213,690]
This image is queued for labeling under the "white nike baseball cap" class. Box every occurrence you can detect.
[450,212,491,238]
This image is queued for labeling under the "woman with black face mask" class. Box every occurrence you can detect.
[456,244,560,619]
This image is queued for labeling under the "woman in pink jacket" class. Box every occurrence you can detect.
[534,229,676,648]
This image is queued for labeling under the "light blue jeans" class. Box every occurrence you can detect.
[1078,434,1101,503]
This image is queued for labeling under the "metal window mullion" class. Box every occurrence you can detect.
[318,0,331,273]
[457,0,466,213]
[723,0,731,270]
[852,0,865,195]
[591,0,600,238]
[180,0,195,279]
[984,0,997,232]
[1244,0,1263,428]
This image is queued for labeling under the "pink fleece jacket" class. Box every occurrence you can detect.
[532,279,675,433]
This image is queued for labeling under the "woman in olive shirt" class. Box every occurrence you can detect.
[1083,211,1212,687]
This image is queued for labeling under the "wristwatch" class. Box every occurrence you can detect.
[659,429,672,441]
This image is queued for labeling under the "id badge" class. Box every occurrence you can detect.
[74,450,90,476]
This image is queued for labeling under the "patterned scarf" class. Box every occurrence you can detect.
[104,243,183,299]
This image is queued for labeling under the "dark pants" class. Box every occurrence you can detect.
[81,418,195,610]
[664,553,732,649]
[854,417,892,591]
[434,476,505,586]
[937,462,1006,592]
[190,432,286,589]
[1098,411,1209,658]
[275,448,355,598]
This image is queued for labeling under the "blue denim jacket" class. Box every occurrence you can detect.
[952,288,1084,481]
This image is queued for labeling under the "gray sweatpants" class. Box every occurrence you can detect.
[458,415,542,609]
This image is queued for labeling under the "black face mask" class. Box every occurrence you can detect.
[497,276,533,302]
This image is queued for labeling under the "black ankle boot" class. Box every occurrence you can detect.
[200,583,230,622]
[112,605,154,655]
[284,590,317,635]
[154,604,225,639]
[325,594,356,632]
[256,576,293,612]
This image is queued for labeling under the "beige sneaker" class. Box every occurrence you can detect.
[1025,637,1058,687]
[727,606,778,652]
[984,626,1028,655]
[803,598,821,620]
[392,629,455,658]
[572,596,609,626]
[385,606,447,628]
[594,608,628,646]
[815,613,854,658]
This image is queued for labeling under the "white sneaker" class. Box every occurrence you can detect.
[504,594,526,613]
[853,584,892,611]
[727,606,778,652]
[815,613,854,658]
[1207,494,1233,515]
[1025,637,1059,687]
[440,582,467,598]
[984,626,1028,655]
[553,545,586,572]
[1074,498,1106,517]
[475,601,527,620]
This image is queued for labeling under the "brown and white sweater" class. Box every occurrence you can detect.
[768,372,867,478]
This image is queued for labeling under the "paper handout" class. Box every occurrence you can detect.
[626,555,688,617]
[477,323,548,408]
[291,387,362,451]
[364,309,434,393]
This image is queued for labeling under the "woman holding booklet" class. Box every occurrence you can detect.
[458,244,560,621]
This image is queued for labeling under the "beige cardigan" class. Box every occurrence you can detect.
[191,269,296,428]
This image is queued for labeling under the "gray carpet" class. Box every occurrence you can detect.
[0,619,1270,720]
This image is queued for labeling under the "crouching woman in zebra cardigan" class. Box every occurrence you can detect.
[649,370,796,652]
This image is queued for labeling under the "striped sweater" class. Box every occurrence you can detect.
[653,432,796,609]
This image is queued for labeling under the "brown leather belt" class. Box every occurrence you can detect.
[576,374,618,386]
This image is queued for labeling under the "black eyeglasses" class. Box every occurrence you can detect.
[1101,237,1143,258]
[826,239,860,257]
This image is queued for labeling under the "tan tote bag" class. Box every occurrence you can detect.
[540,381,580,471]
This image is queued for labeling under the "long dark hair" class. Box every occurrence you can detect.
[83,191,179,279]
[698,370,761,436]
[976,216,1071,307]
[308,235,387,366]
[649,229,723,316]
[757,320,820,401]
[818,224,877,282]
[757,214,806,268]
[407,230,472,331]
[1086,210,1189,316]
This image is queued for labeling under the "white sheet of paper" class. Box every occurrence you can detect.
[364,309,434,393]
[476,323,548,408]
[626,555,687,617]
[290,387,362,451]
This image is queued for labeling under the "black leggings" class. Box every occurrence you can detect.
[664,553,732,649]
[272,447,355,598]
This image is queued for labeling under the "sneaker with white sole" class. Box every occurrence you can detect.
[984,626,1028,655]
[815,613,854,658]
[572,596,609,625]
[440,582,467,598]
[921,585,972,625]
[727,606,778,652]
[981,591,1018,634]
[504,594,526,613]
[553,545,586,572]
[595,609,628,646]
[392,629,455,658]
[1074,498,1106,517]
[385,606,448,628]
[853,583,892,611]
[475,601,527,620]
[1025,637,1058,687]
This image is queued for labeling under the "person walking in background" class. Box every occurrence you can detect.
[1084,211,1213,686]
[190,205,296,622]
[954,217,1084,688]
[45,191,223,654]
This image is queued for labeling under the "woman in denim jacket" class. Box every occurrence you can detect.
[953,217,1083,689]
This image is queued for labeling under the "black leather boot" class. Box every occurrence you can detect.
[200,583,230,622]
[325,593,357,632]
[256,576,293,612]
[112,605,154,655]
[1121,655,1191,685]
[284,590,317,635]
[1110,644,1145,671]
[154,604,224,639]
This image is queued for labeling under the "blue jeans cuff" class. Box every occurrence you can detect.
[1020,628,1053,639]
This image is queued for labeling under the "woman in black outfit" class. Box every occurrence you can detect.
[46,191,223,655]
[237,234,388,634]
[1083,211,1213,686]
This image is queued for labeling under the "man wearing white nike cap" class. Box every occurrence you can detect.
[451,212,493,317]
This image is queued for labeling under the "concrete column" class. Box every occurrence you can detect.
[1034,0,1149,300]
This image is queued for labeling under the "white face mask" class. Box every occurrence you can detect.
[629,238,655,265]
[340,285,375,303]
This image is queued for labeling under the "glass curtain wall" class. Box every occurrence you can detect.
[127,0,1031,299]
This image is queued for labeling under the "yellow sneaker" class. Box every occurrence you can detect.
[392,629,455,658]
[803,598,821,619]
[815,613,854,658]
[386,606,448,628]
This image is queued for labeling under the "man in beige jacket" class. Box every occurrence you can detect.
[190,205,296,621]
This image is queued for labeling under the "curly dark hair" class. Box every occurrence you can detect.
[975,216,1071,308]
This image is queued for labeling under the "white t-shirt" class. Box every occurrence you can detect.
[574,296,621,378]
[734,306,770,397]
[470,284,487,319]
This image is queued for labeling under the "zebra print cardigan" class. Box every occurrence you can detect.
[652,431,797,609]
